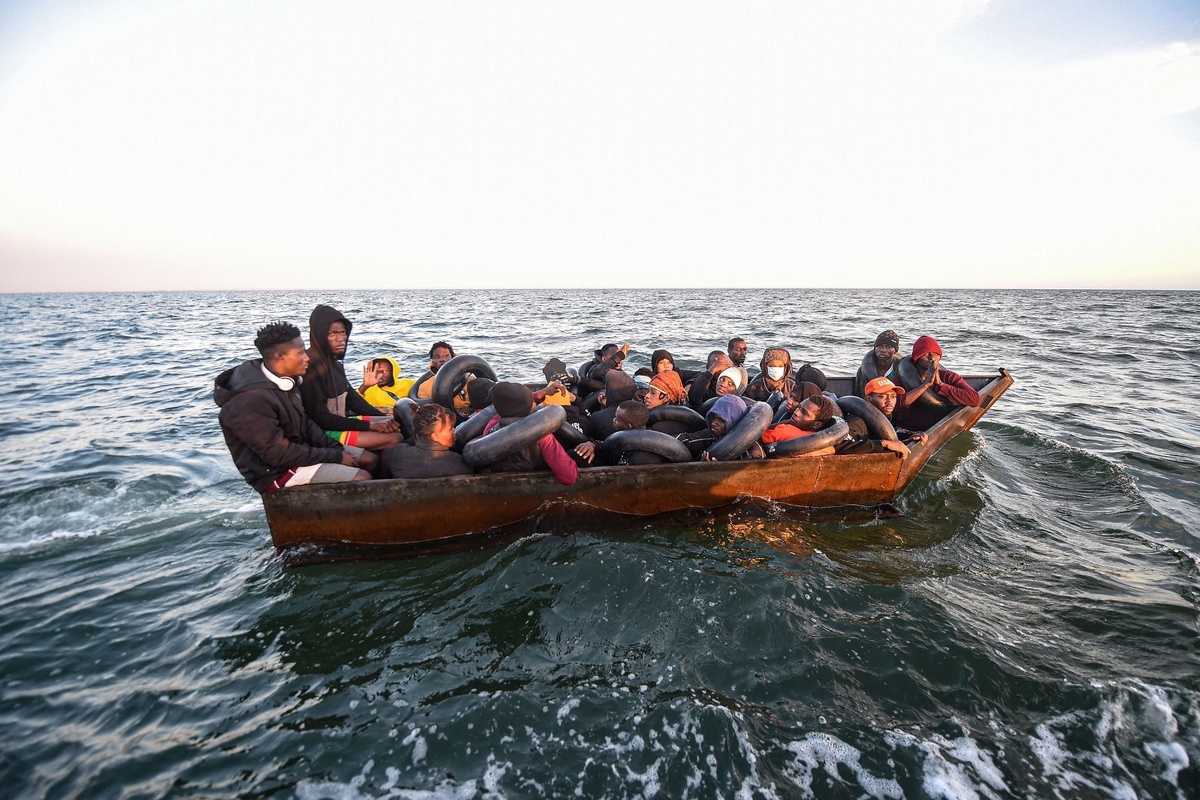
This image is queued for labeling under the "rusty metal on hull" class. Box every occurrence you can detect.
[263,370,1013,554]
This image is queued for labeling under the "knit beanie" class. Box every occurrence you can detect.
[466,378,495,410]
[490,382,534,418]
[911,336,943,361]
[717,367,743,391]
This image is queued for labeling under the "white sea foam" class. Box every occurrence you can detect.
[784,731,903,799]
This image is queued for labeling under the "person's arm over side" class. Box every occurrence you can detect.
[299,376,372,431]
[936,369,981,407]
[227,395,344,469]
[538,435,579,485]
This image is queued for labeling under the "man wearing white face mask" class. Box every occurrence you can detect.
[745,347,795,401]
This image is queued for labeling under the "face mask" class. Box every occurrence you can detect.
[767,366,786,381]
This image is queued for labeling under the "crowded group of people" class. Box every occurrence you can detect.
[215,305,982,494]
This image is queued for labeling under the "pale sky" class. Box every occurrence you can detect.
[1,0,1198,292]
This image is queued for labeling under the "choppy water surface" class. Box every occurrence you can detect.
[1,289,1198,799]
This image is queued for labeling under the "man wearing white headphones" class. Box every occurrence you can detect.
[215,321,375,493]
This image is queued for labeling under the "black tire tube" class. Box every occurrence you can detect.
[699,395,720,415]
[581,391,604,414]
[392,397,419,442]
[462,405,566,467]
[763,417,850,458]
[766,391,785,411]
[836,395,898,442]
[553,420,591,450]
[453,405,496,450]
[599,429,692,464]
[431,355,499,412]
[896,356,949,411]
[647,405,707,431]
[773,403,793,424]
[707,401,773,461]
[407,371,434,400]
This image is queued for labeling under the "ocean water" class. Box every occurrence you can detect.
[1,288,1198,799]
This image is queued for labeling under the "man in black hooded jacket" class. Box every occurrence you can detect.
[215,321,373,493]
[300,304,402,451]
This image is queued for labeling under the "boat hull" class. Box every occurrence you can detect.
[263,370,1013,557]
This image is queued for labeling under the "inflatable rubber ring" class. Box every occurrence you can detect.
[453,404,496,450]
[647,405,707,431]
[836,395,898,442]
[432,355,499,413]
[392,397,419,443]
[580,391,604,414]
[764,417,850,458]
[599,429,692,464]
[407,371,434,400]
[896,356,948,411]
[706,401,772,461]
[462,405,566,467]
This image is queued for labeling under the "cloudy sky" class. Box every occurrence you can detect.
[1,0,1197,292]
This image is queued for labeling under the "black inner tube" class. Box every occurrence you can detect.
[763,417,850,457]
[432,355,499,414]
[706,401,772,461]
[462,405,566,467]
[836,395,898,441]
[392,397,419,442]
[453,404,496,450]
[599,429,692,464]
[896,356,948,410]
[647,405,707,431]
[407,371,434,400]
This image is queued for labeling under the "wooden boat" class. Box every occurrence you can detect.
[263,370,1013,561]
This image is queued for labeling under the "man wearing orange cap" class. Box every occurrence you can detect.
[895,336,981,430]
[863,376,927,444]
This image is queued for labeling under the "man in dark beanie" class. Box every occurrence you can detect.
[478,382,578,485]
[854,329,902,397]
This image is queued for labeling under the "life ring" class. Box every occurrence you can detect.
[772,403,793,424]
[764,417,850,458]
[706,401,772,461]
[599,429,692,464]
[392,397,419,442]
[765,391,785,411]
[836,395,898,441]
[453,405,496,449]
[699,395,720,414]
[553,420,590,450]
[407,371,434,400]
[432,355,499,413]
[896,356,948,411]
[647,405,707,431]
[462,405,566,467]
[858,351,898,393]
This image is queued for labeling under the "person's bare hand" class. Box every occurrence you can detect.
[701,451,717,461]
[574,442,595,463]
[361,364,381,388]
[712,354,733,373]
[910,431,928,444]
[620,343,631,355]
[881,439,910,459]
[370,419,400,433]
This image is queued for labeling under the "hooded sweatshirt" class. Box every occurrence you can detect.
[361,356,414,409]
[300,304,380,431]
[214,359,344,492]
[678,394,749,458]
[745,347,795,401]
